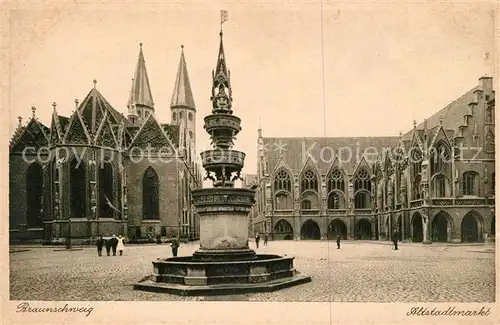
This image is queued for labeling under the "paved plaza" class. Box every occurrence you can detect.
[9,241,495,302]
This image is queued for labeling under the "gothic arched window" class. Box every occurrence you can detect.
[327,169,345,209]
[274,169,292,192]
[274,169,292,210]
[328,169,345,193]
[430,141,451,176]
[433,174,447,198]
[99,162,114,218]
[70,158,87,218]
[26,162,44,228]
[143,167,159,219]
[463,171,479,196]
[328,192,343,209]
[354,168,371,209]
[300,169,318,193]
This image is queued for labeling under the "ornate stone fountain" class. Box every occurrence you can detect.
[134,30,311,296]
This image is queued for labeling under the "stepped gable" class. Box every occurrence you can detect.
[402,86,478,141]
[263,136,400,176]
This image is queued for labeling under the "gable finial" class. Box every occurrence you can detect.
[413,120,417,129]
[93,79,97,89]
[139,42,143,49]
[181,44,184,52]
[18,116,22,127]
[31,106,36,119]
[74,98,79,109]
[439,115,443,126]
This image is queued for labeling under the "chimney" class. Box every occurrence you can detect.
[479,76,493,98]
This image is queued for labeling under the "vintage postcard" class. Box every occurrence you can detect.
[2,1,498,324]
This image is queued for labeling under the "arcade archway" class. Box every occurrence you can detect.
[412,213,423,243]
[274,219,294,240]
[461,212,482,243]
[432,212,450,242]
[356,219,372,240]
[300,219,321,240]
[327,219,347,240]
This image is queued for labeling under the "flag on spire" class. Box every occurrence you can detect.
[221,10,228,25]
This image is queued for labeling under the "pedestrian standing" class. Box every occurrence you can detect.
[171,239,179,257]
[263,233,268,246]
[392,229,399,250]
[116,234,125,256]
[96,235,104,256]
[105,236,112,256]
[110,234,119,256]
[336,233,341,249]
[255,233,260,248]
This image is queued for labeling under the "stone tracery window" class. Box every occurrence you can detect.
[143,167,159,219]
[327,168,345,209]
[274,169,292,210]
[354,168,371,209]
[433,174,447,198]
[462,171,479,196]
[300,169,318,193]
[274,169,291,192]
[411,148,422,200]
[300,168,319,209]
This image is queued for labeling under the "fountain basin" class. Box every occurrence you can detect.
[134,254,312,296]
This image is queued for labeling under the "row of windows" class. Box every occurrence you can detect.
[272,168,494,210]
[25,161,190,222]
[172,111,194,121]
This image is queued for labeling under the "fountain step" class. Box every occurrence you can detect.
[134,273,311,296]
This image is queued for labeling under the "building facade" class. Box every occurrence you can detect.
[253,76,495,243]
[9,44,203,243]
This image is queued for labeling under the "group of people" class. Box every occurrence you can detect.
[254,233,268,248]
[95,234,125,256]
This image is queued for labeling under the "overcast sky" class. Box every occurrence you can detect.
[6,2,496,175]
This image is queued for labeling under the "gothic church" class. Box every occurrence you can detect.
[9,44,202,243]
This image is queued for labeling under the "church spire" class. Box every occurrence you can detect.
[127,43,154,111]
[211,30,232,113]
[170,45,196,111]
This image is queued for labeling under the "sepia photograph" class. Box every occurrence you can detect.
[3,1,497,324]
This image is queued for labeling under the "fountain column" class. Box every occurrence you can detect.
[191,30,256,261]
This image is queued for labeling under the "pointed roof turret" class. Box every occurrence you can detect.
[127,43,154,110]
[170,45,196,110]
[211,31,233,113]
[215,31,229,83]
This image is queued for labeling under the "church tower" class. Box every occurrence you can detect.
[171,45,196,155]
[127,43,154,125]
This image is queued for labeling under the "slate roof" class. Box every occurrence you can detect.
[402,86,478,141]
[171,47,196,110]
[263,136,400,176]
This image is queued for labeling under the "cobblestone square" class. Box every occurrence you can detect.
[9,241,495,302]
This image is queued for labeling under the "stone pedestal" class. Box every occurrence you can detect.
[191,187,257,261]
